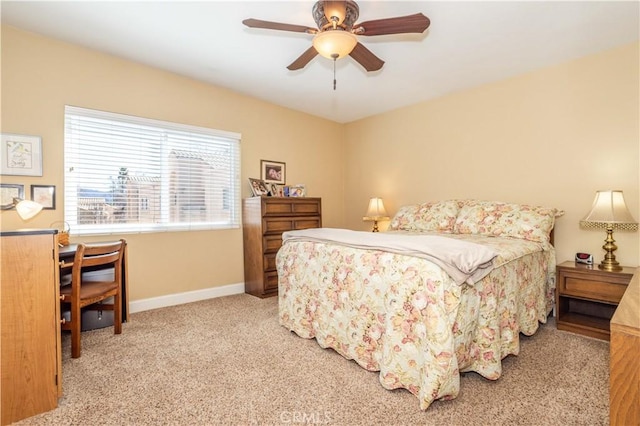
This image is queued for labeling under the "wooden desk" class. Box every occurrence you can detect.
[610,268,639,425]
[1,230,62,425]
[59,241,130,323]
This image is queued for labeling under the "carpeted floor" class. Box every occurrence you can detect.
[17,294,610,425]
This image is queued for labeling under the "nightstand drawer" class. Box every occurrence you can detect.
[559,275,627,303]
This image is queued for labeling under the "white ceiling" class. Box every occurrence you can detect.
[2,1,639,123]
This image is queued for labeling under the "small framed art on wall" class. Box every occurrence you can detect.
[261,160,285,185]
[0,183,24,209]
[0,134,43,176]
[31,185,56,209]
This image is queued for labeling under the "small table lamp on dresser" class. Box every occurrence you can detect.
[579,190,638,271]
[363,197,389,232]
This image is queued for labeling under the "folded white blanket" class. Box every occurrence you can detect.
[282,228,497,285]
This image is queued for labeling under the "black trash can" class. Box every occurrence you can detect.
[60,268,116,331]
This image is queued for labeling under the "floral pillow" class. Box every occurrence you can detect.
[388,200,460,233]
[454,200,558,242]
[388,204,419,231]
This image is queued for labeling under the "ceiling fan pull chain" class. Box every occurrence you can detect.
[332,53,338,90]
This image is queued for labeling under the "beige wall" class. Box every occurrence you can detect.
[0,26,346,301]
[2,26,639,303]
[345,42,640,267]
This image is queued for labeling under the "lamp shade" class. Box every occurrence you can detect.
[312,29,357,59]
[363,197,389,221]
[14,198,44,221]
[580,190,638,231]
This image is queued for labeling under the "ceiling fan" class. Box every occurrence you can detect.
[242,0,430,73]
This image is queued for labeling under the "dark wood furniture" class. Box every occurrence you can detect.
[1,230,62,425]
[556,261,634,340]
[242,196,322,298]
[610,268,639,426]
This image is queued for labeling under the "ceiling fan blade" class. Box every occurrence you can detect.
[353,13,430,36]
[243,18,317,34]
[287,47,319,71]
[349,42,384,72]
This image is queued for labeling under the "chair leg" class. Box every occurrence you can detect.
[114,292,122,335]
[71,303,82,358]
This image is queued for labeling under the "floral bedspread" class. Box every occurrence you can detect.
[277,233,555,410]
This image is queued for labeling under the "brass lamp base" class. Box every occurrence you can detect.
[598,228,623,271]
[371,220,380,232]
[598,261,622,272]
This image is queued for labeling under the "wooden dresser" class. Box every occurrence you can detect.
[1,230,62,425]
[242,196,322,298]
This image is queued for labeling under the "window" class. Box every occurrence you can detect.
[64,106,241,235]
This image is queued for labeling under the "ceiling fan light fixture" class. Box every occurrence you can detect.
[312,29,357,59]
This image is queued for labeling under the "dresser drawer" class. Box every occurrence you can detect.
[263,217,321,234]
[264,253,277,272]
[263,235,283,253]
[263,198,321,216]
[264,218,295,233]
[264,271,279,291]
[558,273,628,304]
[294,218,321,230]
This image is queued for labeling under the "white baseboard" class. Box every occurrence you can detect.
[129,282,245,314]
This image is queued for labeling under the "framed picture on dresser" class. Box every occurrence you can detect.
[269,183,284,197]
[249,178,269,197]
[288,184,306,197]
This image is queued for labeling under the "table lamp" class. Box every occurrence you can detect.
[363,197,389,232]
[579,190,638,271]
[13,197,43,221]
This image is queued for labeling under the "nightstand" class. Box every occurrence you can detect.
[556,261,634,340]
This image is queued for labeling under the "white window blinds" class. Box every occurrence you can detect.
[64,106,241,235]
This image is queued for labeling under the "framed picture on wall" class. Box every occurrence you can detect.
[0,133,43,176]
[0,183,24,210]
[260,160,286,185]
[31,185,56,209]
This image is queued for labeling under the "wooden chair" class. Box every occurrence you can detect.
[60,240,125,358]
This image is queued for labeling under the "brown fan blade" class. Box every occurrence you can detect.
[287,46,319,71]
[353,13,430,36]
[243,18,317,34]
[349,42,384,72]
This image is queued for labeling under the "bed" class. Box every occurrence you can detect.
[276,199,562,409]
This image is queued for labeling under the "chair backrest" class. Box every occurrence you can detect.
[63,239,126,359]
[71,240,125,291]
